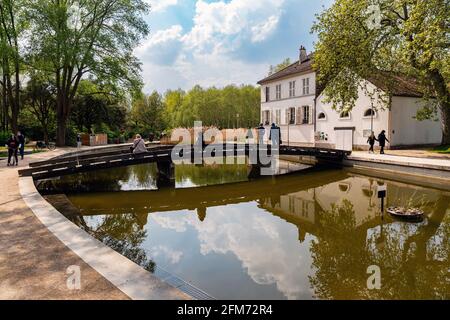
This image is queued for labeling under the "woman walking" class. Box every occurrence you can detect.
[6,133,19,166]
[367,132,377,153]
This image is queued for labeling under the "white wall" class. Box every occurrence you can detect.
[316,81,390,149]
[260,70,316,145]
[390,97,442,146]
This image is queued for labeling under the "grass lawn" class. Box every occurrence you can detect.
[433,145,450,154]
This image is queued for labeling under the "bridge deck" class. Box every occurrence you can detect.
[19,144,350,180]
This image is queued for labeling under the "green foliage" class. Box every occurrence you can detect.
[163,85,260,129]
[312,0,450,143]
[26,0,150,145]
[268,58,292,76]
[70,79,127,140]
[433,145,450,154]
[129,91,166,138]
[65,124,78,147]
[0,131,10,145]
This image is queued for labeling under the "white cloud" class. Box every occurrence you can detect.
[150,204,314,299]
[251,15,280,43]
[182,0,285,55]
[151,245,183,264]
[135,25,184,67]
[136,0,286,92]
[136,24,183,54]
[148,0,178,13]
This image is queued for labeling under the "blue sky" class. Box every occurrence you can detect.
[136,0,334,93]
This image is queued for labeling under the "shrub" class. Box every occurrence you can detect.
[65,125,78,147]
[0,131,10,146]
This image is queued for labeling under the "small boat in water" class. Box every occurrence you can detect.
[387,207,425,222]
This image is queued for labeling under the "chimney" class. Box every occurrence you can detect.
[299,46,307,64]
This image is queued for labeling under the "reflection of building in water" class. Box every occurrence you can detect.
[259,175,445,235]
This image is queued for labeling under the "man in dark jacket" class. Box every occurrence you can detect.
[17,131,25,160]
[269,123,282,147]
[378,130,389,154]
[6,133,19,166]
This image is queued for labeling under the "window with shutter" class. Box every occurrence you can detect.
[296,107,302,124]
[308,106,314,124]
[276,109,281,125]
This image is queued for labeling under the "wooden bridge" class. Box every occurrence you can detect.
[19,143,350,180]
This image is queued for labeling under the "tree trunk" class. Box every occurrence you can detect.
[43,126,49,145]
[56,91,67,146]
[440,102,450,145]
[56,116,67,147]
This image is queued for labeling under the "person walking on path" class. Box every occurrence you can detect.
[269,123,282,147]
[131,134,147,155]
[17,131,25,160]
[6,133,19,166]
[367,132,377,154]
[257,123,265,145]
[377,130,389,154]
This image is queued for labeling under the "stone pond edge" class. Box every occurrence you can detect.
[18,175,192,300]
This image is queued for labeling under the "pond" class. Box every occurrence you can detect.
[37,161,450,300]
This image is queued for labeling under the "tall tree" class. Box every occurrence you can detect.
[0,0,24,133]
[23,75,56,143]
[130,91,166,137]
[27,0,149,146]
[313,0,450,144]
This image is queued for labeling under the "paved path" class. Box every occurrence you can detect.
[0,149,128,300]
[382,149,450,160]
[349,151,450,171]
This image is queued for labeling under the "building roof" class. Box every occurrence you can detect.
[257,54,314,85]
[365,72,424,98]
[257,54,425,98]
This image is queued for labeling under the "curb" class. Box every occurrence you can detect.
[19,176,192,300]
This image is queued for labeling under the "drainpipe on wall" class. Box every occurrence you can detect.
[313,97,317,147]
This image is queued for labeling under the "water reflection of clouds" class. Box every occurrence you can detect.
[151,203,314,299]
[151,245,184,264]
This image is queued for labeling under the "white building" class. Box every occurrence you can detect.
[257,46,442,151]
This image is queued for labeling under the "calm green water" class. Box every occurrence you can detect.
[40,162,450,300]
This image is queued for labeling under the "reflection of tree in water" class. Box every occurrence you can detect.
[38,164,159,193]
[77,213,155,273]
[124,164,158,189]
[175,163,249,186]
[308,200,372,299]
[309,197,449,300]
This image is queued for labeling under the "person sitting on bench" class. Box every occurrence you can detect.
[131,134,147,155]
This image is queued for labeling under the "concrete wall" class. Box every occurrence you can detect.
[390,96,442,147]
[316,81,390,149]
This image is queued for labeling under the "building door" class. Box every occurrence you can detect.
[335,128,354,151]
